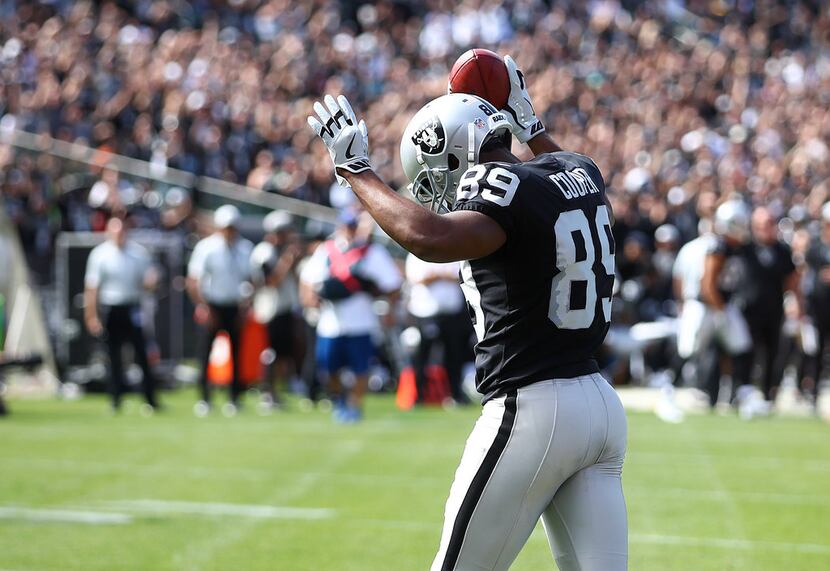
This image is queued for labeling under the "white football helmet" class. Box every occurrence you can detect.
[714,200,751,243]
[400,93,512,213]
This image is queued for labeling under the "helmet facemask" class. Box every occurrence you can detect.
[410,168,452,214]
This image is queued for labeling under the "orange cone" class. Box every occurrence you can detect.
[396,366,418,410]
[207,332,233,385]
[239,313,269,385]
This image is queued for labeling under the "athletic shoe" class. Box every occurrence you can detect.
[193,400,210,418]
[222,402,238,418]
[334,404,363,424]
[655,398,684,424]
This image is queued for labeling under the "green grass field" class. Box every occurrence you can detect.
[1,390,829,570]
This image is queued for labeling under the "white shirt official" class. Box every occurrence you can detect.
[300,241,402,338]
[84,240,151,306]
[188,233,254,305]
[405,255,464,318]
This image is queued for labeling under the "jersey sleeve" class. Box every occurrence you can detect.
[451,163,522,235]
[299,244,329,286]
[705,237,728,257]
[187,240,208,280]
[84,247,103,289]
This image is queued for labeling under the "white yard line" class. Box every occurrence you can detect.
[99,499,333,520]
[626,486,830,506]
[0,506,131,525]
[630,533,830,555]
[630,451,830,471]
[172,437,368,571]
[680,421,753,568]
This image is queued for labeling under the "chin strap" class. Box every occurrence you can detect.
[415,145,425,166]
[467,123,476,164]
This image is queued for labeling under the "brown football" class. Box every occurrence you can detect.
[448,48,510,109]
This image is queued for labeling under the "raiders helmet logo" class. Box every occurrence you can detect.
[411,116,446,155]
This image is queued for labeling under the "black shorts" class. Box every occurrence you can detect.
[267,312,296,357]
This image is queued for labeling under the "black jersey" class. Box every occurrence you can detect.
[452,151,615,401]
[806,238,830,323]
[705,236,752,306]
[743,241,795,311]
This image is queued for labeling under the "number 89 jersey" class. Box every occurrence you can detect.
[452,151,615,402]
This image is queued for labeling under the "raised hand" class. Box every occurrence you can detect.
[307,94,371,187]
[502,55,545,143]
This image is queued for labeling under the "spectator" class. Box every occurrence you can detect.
[299,209,402,423]
[186,205,253,417]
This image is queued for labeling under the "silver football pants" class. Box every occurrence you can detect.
[431,373,628,571]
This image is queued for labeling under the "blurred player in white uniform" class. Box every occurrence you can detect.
[698,200,755,414]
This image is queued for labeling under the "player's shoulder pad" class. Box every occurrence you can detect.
[455,161,524,209]
[551,151,602,176]
[706,235,728,255]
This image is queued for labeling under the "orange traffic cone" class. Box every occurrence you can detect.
[207,332,233,385]
[239,313,269,385]
[396,366,418,410]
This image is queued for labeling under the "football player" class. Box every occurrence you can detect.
[308,56,627,571]
[699,200,756,416]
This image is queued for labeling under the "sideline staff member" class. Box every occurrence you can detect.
[405,254,471,405]
[84,216,159,414]
[250,211,303,409]
[187,205,253,417]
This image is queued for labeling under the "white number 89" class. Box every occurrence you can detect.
[456,166,519,207]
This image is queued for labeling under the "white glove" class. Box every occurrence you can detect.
[502,55,545,143]
[307,94,371,187]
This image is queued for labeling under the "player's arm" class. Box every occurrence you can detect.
[307,95,505,263]
[83,251,103,336]
[267,245,300,288]
[700,252,726,310]
[784,267,803,319]
[501,55,562,156]
[83,285,102,336]
[341,170,505,262]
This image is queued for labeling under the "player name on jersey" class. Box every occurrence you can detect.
[548,167,601,200]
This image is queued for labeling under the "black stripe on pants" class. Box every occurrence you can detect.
[198,304,242,405]
[440,391,517,571]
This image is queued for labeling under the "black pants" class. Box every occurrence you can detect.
[198,304,242,405]
[414,311,471,403]
[745,307,785,401]
[103,304,157,409]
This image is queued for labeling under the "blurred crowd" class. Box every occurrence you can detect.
[1,1,827,211]
[1,1,830,417]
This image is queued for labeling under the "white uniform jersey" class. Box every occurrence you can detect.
[404,254,464,318]
[672,233,715,301]
[188,234,254,305]
[674,234,751,359]
[84,240,151,306]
